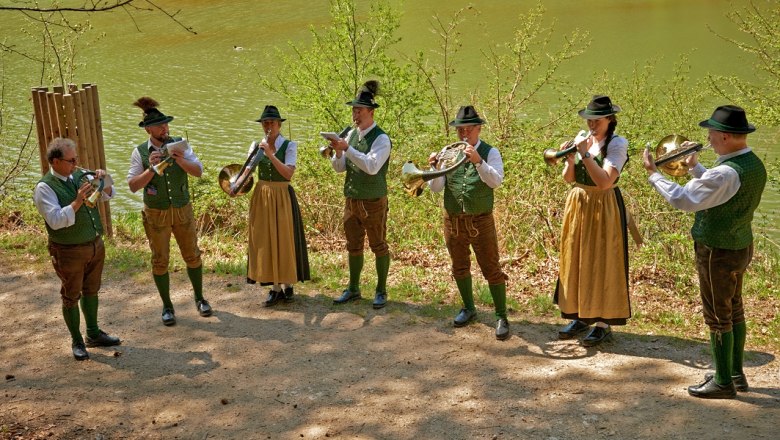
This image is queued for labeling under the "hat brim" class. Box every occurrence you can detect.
[255,117,286,122]
[698,119,756,133]
[578,105,621,120]
[139,115,174,128]
[448,118,485,127]
[345,100,380,108]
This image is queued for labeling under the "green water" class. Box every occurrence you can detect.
[1,0,776,238]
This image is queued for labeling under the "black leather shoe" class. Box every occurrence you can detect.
[72,341,89,361]
[704,373,749,392]
[453,308,477,327]
[283,287,294,302]
[333,289,361,304]
[373,291,387,309]
[85,330,121,347]
[264,290,284,307]
[688,375,737,399]
[162,308,176,326]
[582,325,612,347]
[558,320,590,339]
[197,299,213,317]
[496,318,510,340]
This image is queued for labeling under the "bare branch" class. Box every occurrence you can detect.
[0,0,134,13]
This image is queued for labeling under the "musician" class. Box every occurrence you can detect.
[428,105,510,340]
[238,105,310,306]
[33,138,120,360]
[127,97,212,326]
[555,95,631,347]
[642,105,766,399]
[328,80,392,309]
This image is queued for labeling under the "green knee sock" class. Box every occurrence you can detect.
[348,254,364,293]
[153,272,173,310]
[732,322,746,376]
[710,331,734,385]
[489,283,507,320]
[62,305,83,344]
[79,295,100,339]
[375,254,390,293]
[455,276,475,311]
[187,265,204,302]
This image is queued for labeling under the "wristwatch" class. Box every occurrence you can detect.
[475,160,483,168]
[582,152,591,159]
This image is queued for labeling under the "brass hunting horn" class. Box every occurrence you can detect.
[543,130,590,166]
[219,140,261,197]
[652,134,710,177]
[401,140,470,197]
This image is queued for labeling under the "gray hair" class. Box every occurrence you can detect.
[46,138,77,163]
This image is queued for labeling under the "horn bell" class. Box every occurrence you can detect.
[654,134,691,177]
[219,164,254,196]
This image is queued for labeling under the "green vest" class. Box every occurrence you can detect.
[344,126,390,199]
[137,138,191,209]
[574,135,620,186]
[443,141,495,215]
[39,171,103,244]
[257,140,290,182]
[691,151,767,250]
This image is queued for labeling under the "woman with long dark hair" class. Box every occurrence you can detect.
[554,95,632,347]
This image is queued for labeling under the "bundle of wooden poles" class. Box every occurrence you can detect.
[31,83,112,237]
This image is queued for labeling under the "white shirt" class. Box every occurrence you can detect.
[247,135,297,167]
[647,148,749,212]
[330,122,391,175]
[33,169,114,230]
[127,138,203,181]
[428,140,505,192]
[583,134,629,172]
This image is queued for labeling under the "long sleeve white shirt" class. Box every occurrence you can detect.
[428,140,505,192]
[33,169,114,230]
[647,148,750,212]
[330,122,391,175]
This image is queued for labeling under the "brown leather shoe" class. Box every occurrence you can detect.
[704,373,749,392]
[688,375,736,399]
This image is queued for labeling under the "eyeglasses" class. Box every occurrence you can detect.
[59,157,78,165]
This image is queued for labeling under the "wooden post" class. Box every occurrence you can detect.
[31,88,50,175]
[53,93,67,145]
[63,94,79,155]
[87,84,112,237]
[45,92,61,139]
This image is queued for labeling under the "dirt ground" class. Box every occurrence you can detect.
[1,262,779,440]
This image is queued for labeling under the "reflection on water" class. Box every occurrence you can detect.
[0,0,776,240]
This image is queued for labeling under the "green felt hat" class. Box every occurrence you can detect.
[255,105,286,122]
[578,95,621,119]
[346,80,380,108]
[138,108,174,127]
[698,105,756,133]
[449,105,485,126]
